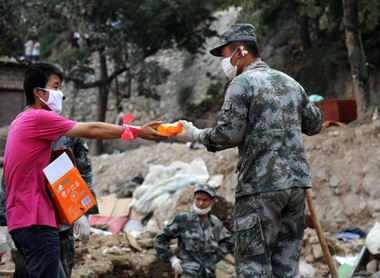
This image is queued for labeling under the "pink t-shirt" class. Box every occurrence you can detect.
[4,109,77,232]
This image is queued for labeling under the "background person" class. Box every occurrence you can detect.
[24,36,33,60]
[115,106,124,125]
[31,36,40,61]
[175,23,323,278]
[154,183,234,278]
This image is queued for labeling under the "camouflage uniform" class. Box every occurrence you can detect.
[154,211,234,278]
[201,24,323,278]
[0,136,98,278]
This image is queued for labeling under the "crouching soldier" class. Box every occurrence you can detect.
[154,183,234,278]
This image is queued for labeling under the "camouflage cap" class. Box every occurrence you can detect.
[194,183,216,198]
[210,23,257,57]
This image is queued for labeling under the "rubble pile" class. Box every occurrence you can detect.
[70,185,236,278]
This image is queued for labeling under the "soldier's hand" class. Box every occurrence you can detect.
[170,256,183,274]
[74,215,90,243]
[174,120,200,143]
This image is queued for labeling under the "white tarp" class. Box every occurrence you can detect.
[130,158,210,218]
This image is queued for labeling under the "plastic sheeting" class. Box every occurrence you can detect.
[130,158,210,217]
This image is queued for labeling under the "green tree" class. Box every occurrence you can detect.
[0,0,219,154]
[342,0,372,123]
[222,0,379,122]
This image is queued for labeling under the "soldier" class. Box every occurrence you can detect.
[154,183,234,278]
[174,24,323,277]
[0,135,98,278]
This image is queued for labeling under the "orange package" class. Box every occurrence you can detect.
[157,122,184,135]
[46,149,97,225]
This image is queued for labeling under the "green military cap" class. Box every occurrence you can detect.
[194,183,216,198]
[210,23,257,57]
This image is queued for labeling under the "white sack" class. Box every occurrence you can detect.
[366,222,380,255]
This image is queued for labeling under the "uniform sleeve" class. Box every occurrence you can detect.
[199,84,248,152]
[300,87,323,136]
[0,175,7,226]
[214,222,234,263]
[73,137,99,215]
[154,215,182,261]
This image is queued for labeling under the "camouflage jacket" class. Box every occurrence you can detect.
[199,61,323,197]
[0,136,99,231]
[154,211,234,278]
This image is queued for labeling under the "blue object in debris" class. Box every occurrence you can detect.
[344,227,367,238]
[335,232,361,242]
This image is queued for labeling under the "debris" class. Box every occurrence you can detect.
[335,232,362,242]
[338,263,355,278]
[90,227,112,236]
[366,259,378,275]
[124,231,142,251]
[101,246,122,256]
[299,261,316,277]
[366,222,380,255]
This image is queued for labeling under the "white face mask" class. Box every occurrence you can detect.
[191,201,212,215]
[38,87,64,114]
[221,45,248,79]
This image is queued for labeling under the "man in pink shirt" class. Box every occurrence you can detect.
[3,62,169,278]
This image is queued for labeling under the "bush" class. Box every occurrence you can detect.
[176,85,194,106]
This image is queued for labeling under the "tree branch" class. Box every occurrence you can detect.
[65,66,127,89]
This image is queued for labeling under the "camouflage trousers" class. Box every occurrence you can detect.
[233,188,306,278]
[11,227,75,278]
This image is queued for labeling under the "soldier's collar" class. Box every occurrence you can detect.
[192,211,214,224]
[243,60,269,73]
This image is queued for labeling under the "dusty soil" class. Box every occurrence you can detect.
[2,121,380,277]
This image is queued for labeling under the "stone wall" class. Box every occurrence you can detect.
[0,62,26,91]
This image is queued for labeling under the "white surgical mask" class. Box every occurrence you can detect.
[191,201,212,215]
[38,87,64,114]
[221,45,248,79]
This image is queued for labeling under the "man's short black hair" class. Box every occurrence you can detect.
[228,41,260,58]
[23,62,63,106]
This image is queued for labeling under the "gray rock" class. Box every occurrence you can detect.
[367,259,378,273]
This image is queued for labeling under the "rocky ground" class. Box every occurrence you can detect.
[1,121,380,277]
